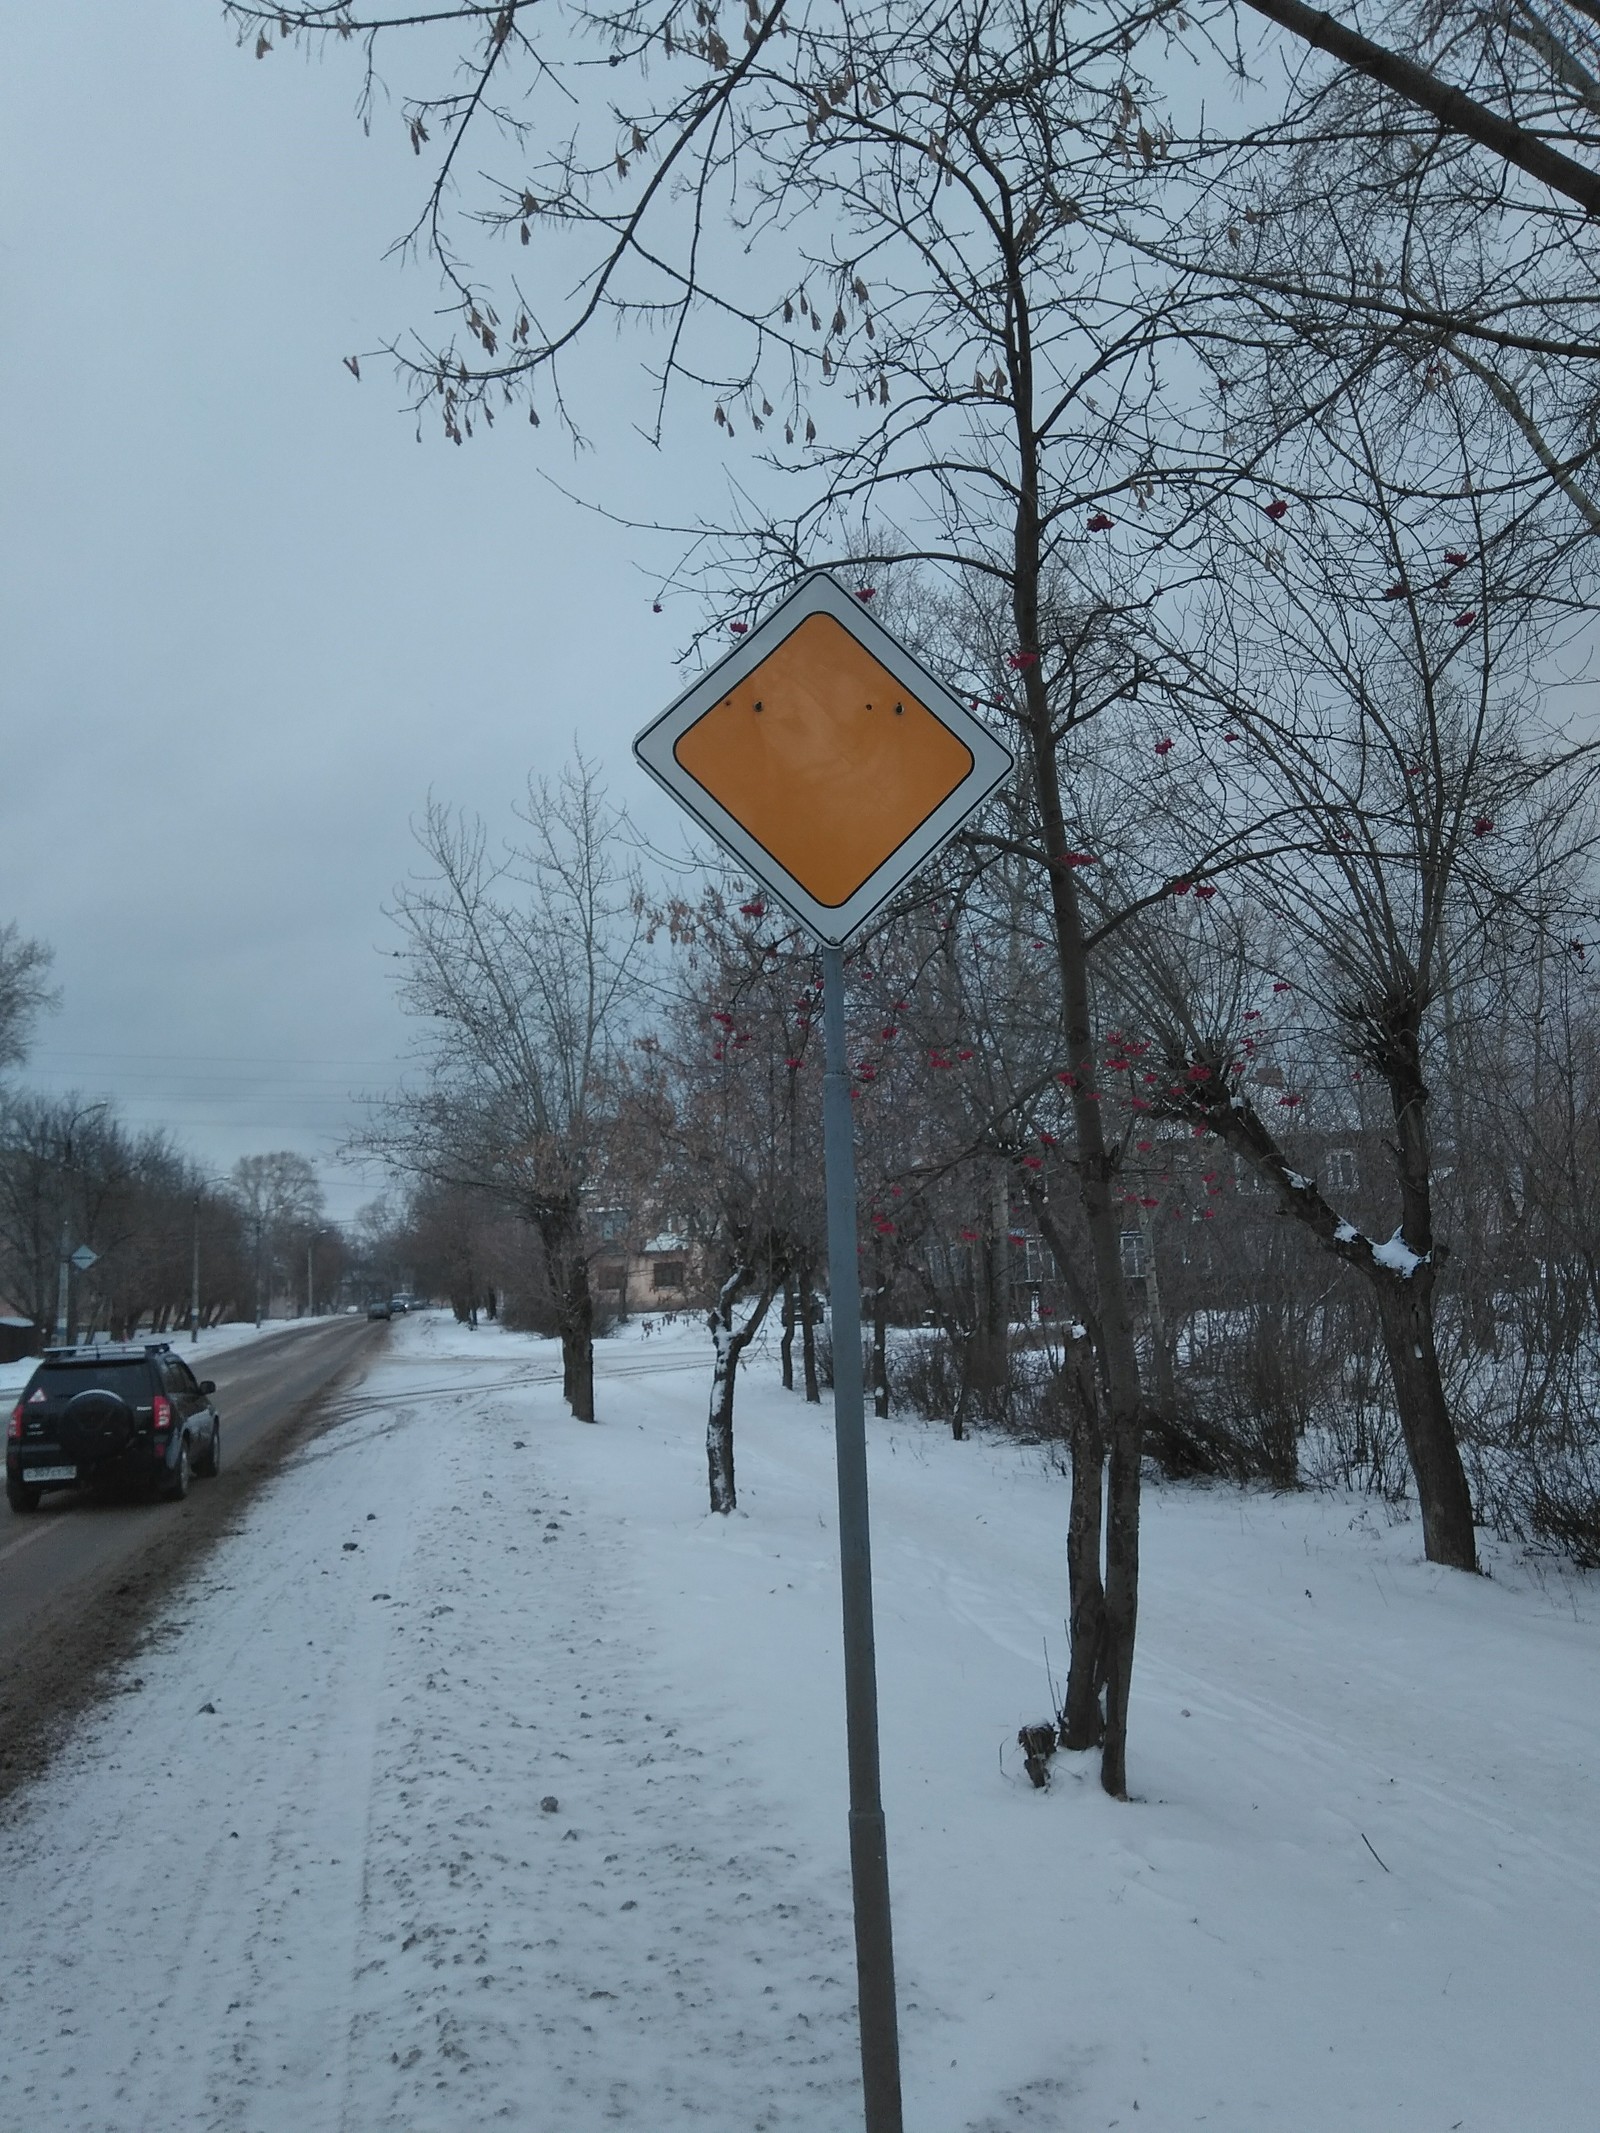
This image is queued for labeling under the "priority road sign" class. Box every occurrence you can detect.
[633,571,1012,945]
[633,571,1013,2133]
[71,1245,98,1272]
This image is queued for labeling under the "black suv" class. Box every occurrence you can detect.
[6,1343,222,1513]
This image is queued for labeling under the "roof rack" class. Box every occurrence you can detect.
[41,1341,170,1363]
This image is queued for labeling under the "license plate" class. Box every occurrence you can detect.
[26,1465,76,1484]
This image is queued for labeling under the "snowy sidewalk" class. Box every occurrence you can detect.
[1,1309,1596,2131]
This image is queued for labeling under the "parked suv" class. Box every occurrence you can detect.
[6,1343,222,1513]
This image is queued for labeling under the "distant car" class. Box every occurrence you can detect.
[388,1296,411,1315]
[366,1300,392,1320]
[6,1342,221,1513]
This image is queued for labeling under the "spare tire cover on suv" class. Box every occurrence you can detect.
[58,1387,139,1462]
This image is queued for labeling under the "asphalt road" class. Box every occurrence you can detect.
[0,1314,382,1798]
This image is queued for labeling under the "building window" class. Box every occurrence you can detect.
[1120,1228,1148,1279]
[651,1259,686,1292]
[597,1263,627,1292]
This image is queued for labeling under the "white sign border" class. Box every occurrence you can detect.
[633,572,1014,945]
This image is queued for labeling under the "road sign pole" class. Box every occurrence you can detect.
[820,942,904,2133]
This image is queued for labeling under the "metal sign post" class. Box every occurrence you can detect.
[634,572,1012,2133]
[821,940,903,2133]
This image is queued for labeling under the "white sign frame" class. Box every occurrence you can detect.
[633,571,1014,945]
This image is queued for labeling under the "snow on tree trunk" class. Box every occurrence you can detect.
[705,1266,781,1515]
[1189,1012,1478,1573]
[707,1314,738,1515]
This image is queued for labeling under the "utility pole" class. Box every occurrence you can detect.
[306,1229,326,1317]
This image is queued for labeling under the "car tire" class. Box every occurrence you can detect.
[196,1421,221,1478]
[6,1477,41,1515]
[165,1437,191,1502]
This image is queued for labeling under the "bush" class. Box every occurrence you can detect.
[1453,1317,1600,1564]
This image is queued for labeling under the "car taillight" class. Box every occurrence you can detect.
[7,1404,21,1442]
[151,1394,172,1434]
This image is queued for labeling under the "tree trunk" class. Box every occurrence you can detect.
[1059,1329,1107,1749]
[1099,1425,1142,1796]
[539,1209,595,1422]
[800,1260,820,1403]
[1018,1168,1112,1722]
[707,1318,739,1514]
[1371,1274,1478,1569]
[705,1266,781,1514]
[780,1275,797,1392]
[564,1246,596,1422]
[1023,693,1148,1796]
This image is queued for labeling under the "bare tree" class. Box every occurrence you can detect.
[229,1152,325,1324]
[1088,361,1600,1567]
[0,924,55,1079]
[361,755,646,1420]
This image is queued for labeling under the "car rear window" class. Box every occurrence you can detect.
[30,1362,152,1403]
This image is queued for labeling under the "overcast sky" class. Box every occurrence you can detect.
[0,2,734,1222]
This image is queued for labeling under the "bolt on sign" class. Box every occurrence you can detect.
[634,572,1013,944]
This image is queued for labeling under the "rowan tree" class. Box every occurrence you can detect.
[233,0,1600,1791]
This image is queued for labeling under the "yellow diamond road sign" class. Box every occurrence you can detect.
[634,573,1013,944]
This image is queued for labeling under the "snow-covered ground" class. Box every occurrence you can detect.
[0,1315,356,1408]
[1,1308,1595,2131]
